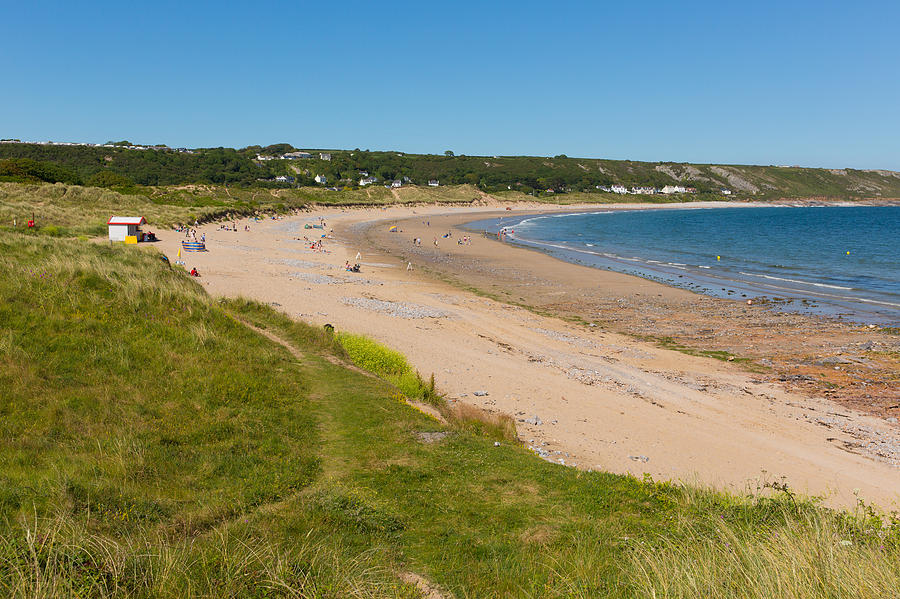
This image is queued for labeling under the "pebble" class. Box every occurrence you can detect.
[473,390,489,396]
[340,297,448,319]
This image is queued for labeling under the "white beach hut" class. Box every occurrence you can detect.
[108,216,146,243]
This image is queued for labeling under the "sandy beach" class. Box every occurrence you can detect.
[159,201,900,509]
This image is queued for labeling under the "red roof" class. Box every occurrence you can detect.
[108,216,146,226]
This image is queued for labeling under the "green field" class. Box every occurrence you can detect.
[1,202,899,597]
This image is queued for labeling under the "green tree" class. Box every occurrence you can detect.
[87,170,134,188]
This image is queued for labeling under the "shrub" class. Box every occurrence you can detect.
[335,333,429,400]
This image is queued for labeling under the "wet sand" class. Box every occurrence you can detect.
[158,202,900,509]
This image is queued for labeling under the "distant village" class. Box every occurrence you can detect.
[597,184,731,196]
[0,139,196,154]
[1,139,733,195]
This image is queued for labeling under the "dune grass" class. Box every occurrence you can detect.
[1,231,899,597]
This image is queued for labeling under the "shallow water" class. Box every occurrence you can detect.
[466,206,900,325]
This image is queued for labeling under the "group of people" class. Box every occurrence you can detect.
[183,229,205,243]
[344,261,361,273]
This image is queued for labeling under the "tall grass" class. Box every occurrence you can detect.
[0,514,416,598]
[621,492,900,598]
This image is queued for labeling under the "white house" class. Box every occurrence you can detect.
[275,175,295,184]
[108,216,146,242]
[314,174,327,184]
[428,179,440,187]
[319,153,331,161]
[632,186,656,195]
[661,185,687,194]
[360,176,378,186]
[256,154,276,161]
[721,188,732,195]
[391,180,402,188]
[611,184,628,194]
[282,151,312,160]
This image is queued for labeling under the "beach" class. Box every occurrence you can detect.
[159,201,900,509]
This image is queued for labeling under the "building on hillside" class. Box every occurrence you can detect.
[108,216,146,243]
[595,185,611,192]
[661,185,687,194]
[275,175,295,184]
[428,180,440,187]
[611,184,628,194]
[392,180,402,188]
[256,154,277,161]
[314,174,327,184]
[632,186,656,195]
[685,187,697,193]
[721,188,732,195]
[282,151,312,159]
[360,176,378,186]
[358,170,369,177]
[319,153,332,161]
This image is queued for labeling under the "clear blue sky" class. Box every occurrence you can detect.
[3,1,899,169]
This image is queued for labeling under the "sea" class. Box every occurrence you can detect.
[464,205,900,325]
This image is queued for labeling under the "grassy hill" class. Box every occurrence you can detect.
[1,222,899,595]
[3,142,900,200]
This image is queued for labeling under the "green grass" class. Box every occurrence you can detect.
[1,231,899,597]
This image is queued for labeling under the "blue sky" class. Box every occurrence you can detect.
[3,1,899,169]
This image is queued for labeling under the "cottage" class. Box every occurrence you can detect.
[275,175,296,184]
[428,180,440,187]
[108,216,146,243]
[359,176,378,186]
[610,184,628,194]
[314,174,327,184]
[661,185,687,194]
[721,188,732,196]
[319,153,331,161]
[632,186,656,195]
[282,151,312,160]
[391,180,402,188]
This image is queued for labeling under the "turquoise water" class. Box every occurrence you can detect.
[467,206,900,325]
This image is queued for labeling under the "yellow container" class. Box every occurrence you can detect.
[125,236,138,244]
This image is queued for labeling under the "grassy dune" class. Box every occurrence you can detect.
[1,216,899,596]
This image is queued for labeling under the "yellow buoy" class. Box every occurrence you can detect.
[846,251,850,255]
[717,255,721,261]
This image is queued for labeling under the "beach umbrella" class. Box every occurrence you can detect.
[389,225,398,232]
